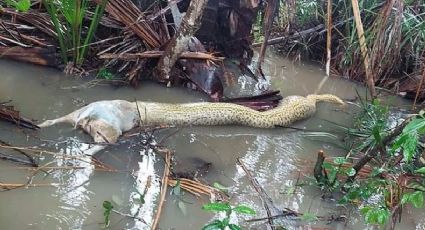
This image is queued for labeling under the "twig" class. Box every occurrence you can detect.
[112,209,147,224]
[0,152,34,166]
[412,64,425,110]
[0,144,113,170]
[168,178,226,199]
[0,139,37,167]
[237,158,277,230]
[245,212,346,223]
[151,148,172,229]
[0,182,57,190]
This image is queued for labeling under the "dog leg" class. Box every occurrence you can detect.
[38,107,85,128]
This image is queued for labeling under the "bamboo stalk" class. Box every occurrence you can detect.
[351,0,376,98]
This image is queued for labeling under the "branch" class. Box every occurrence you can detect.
[345,117,413,184]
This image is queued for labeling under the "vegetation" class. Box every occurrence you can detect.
[43,0,107,65]
[4,0,30,12]
[271,0,425,99]
[314,100,425,228]
[201,202,256,230]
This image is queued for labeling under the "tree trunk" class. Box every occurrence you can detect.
[154,0,209,84]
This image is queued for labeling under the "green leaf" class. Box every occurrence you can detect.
[401,193,410,205]
[221,217,230,226]
[202,220,223,230]
[402,133,418,162]
[410,191,424,208]
[346,168,356,177]
[172,180,181,196]
[391,134,409,154]
[228,224,242,230]
[233,205,256,215]
[403,118,425,134]
[301,212,319,222]
[202,202,232,212]
[16,0,30,12]
[103,200,113,210]
[372,126,382,145]
[360,206,390,225]
[102,201,113,227]
[415,167,425,174]
[213,182,229,192]
[333,157,347,164]
[135,191,145,204]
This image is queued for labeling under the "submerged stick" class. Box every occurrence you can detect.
[151,148,172,229]
[237,158,278,230]
[412,65,425,110]
[0,140,37,167]
[313,150,327,184]
[0,182,57,190]
[0,152,34,166]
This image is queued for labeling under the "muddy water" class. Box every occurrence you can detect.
[0,51,421,230]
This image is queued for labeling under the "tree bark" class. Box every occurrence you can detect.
[154,0,209,84]
[256,0,278,78]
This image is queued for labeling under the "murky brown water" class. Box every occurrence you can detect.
[0,51,422,230]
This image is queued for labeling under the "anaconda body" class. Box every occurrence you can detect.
[39,94,344,143]
[135,94,343,128]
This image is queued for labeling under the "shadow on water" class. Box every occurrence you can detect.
[0,51,421,229]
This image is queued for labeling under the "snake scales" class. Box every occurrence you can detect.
[39,94,344,144]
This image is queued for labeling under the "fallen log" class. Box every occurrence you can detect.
[0,47,58,67]
[0,104,39,129]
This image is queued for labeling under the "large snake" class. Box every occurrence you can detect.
[39,94,344,144]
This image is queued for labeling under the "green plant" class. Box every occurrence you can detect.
[97,68,115,80]
[102,200,113,227]
[43,0,107,65]
[391,114,425,162]
[4,0,30,12]
[312,99,425,227]
[202,202,256,230]
[170,179,191,216]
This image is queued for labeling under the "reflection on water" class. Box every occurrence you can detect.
[0,51,420,230]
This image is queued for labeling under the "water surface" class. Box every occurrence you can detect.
[0,52,419,230]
